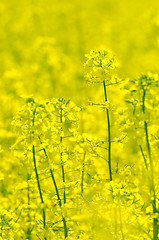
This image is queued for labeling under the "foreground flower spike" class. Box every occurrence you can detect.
[125,72,159,240]
[11,96,83,239]
[84,49,120,181]
[84,49,119,84]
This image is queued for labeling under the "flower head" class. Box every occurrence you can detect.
[137,72,158,90]
[84,49,119,84]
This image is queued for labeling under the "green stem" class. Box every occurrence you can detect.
[60,107,66,203]
[38,136,68,239]
[103,80,112,181]
[32,109,47,240]
[0,217,2,237]
[62,217,68,239]
[33,145,46,229]
[142,89,158,240]
[144,121,158,240]
[50,167,68,238]
[139,145,148,171]
[144,121,155,188]
[81,152,86,194]
[142,88,146,114]
[50,169,61,206]
[27,174,31,240]
[114,206,118,237]
[119,204,125,240]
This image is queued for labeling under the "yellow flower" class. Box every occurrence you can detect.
[84,49,119,84]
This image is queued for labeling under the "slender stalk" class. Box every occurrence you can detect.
[0,216,2,237]
[103,80,112,181]
[139,145,148,171]
[142,88,146,114]
[81,152,86,194]
[144,121,158,240]
[33,145,46,230]
[142,89,158,240]
[59,106,68,238]
[38,136,68,238]
[139,145,152,201]
[26,174,31,240]
[50,166,68,238]
[32,109,47,240]
[61,217,68,239]
[144,121,155,189]
[119,204,125,240]
[60,107,66,203]
[114,206,118,237]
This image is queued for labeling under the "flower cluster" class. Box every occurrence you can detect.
[84,49,119,84]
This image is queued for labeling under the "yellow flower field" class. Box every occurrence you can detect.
[0,0,159,239]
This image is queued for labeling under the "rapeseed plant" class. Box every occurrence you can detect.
[84,49,120,181]
[124,73,159,239]
[1,1,159,238]
[1,51,158,240]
